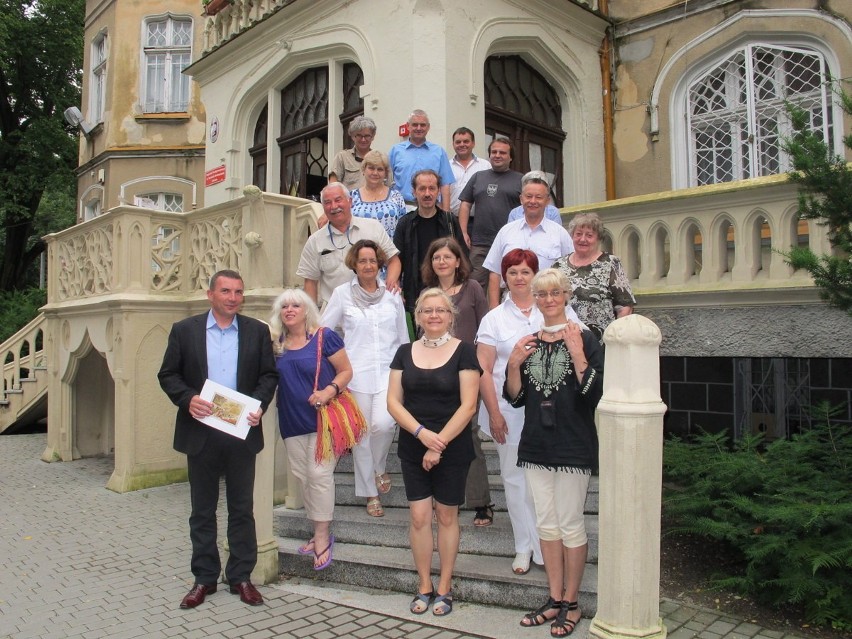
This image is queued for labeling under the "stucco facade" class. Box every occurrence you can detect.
[609,1,852,197]
[76,0,207,221]
[189,0,610,207]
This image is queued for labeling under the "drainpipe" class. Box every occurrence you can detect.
[598,0,616,200]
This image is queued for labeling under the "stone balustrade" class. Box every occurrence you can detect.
[200,0,600,53]
[0,315,45,404]
[562,173,826,308]
[45,187,323,304]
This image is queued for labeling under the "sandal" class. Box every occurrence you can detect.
[550,600,580,637]
[366,497,384,517]
[512,551,532,575]
[409,590,433,615]
[432,591,453,616]
[473,503,494,527]
[375,473,392,494]
[296,538,315,555]
[520,596,562,627]
[313,535,334,571]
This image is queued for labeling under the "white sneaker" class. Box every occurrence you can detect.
[512,551,532,575]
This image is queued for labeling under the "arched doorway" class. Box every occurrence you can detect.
[277,63,364,201]
[484,55,566,205]
[249,105,267,191]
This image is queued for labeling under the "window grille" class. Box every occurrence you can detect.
[687,44,830,186]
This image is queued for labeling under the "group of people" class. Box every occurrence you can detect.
[158,111,636,638]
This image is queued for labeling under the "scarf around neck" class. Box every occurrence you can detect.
[351,277,385,309]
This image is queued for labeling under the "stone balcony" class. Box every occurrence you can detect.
[200,0,602,54]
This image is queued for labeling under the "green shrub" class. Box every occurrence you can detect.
[663,402,852,629]
[0,288,46,343]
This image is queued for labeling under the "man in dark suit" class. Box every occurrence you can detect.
[158,270,279,609]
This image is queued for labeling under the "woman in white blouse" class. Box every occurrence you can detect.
[323,239,409,517]
[476,248,587,576]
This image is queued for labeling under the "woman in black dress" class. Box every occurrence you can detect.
[387,288,481,617]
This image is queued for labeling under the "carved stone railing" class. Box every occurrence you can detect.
[45,187,322,304]
[200,0,600,54]
[562,174,827,308]
[202,0,296,53]
[0,313,47,433]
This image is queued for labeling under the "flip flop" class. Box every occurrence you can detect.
[313,535,335,571]
[296,538,315,555]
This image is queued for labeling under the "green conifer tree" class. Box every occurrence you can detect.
[782,84,852,314]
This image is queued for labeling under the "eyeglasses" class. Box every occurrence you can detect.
[417,308,452,316]
[431,254,457,262]
[533,289,567,299]
[353,133,374,140]
[356,258,378,265]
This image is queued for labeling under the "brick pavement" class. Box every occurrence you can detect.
[0,434,810,639]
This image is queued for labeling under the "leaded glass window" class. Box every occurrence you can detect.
[687,44,830,186]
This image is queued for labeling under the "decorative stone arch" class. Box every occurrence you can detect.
[469,19,601,205]
[743,208,775,279]
[707,214,738,281]
[120,176,198,210]
[617,225,642,282]
[216,28,376,197]
[79,184,105,222]
[646,221,673,283]
[648,9,850,188]
[674,217,706,284]
[61,330,115,459]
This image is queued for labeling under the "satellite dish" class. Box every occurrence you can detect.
[64,106,95,136]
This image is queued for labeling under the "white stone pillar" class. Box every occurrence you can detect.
[250,402,279,584]
[589,315,667,639]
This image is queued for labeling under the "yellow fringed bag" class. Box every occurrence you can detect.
[313,328,367,463]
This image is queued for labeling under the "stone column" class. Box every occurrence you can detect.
[250,402,279,584]
[589,315,667,639]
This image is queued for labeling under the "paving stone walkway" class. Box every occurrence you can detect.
[0,434,809,639]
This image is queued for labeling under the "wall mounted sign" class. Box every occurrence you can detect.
[205,165,226,186]
[210,116,219,143]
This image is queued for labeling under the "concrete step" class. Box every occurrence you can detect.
[274,504,598,561]
[276,534,598,616]
[330,469,600,514]
[335,440,504,475]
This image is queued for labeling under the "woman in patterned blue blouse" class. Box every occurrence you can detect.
[351,150,407,238]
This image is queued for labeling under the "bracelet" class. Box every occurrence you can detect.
[413,425,424,438]
[328,382,340,396]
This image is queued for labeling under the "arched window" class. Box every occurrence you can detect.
[277,63,364,200]
[484,55,565,205]
[339,62,365,148]
[250,106,267,191]
[686,44,831,186]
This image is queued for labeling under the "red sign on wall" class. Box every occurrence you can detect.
[398,122,409,138]
[205,165,226,187]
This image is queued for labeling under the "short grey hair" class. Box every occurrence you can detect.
[348,116,376,136]
[320,182,351,201]
[567,211,604,238]
[408,109,429,124]
[268,288,322,348]
[522,170,550,188]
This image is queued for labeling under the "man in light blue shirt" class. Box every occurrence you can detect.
[388,109,455,210]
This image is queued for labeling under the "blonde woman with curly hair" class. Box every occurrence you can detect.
[270,288,354,571]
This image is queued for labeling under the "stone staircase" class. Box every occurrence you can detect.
[274,435,599,616]
[0,314,48,434]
